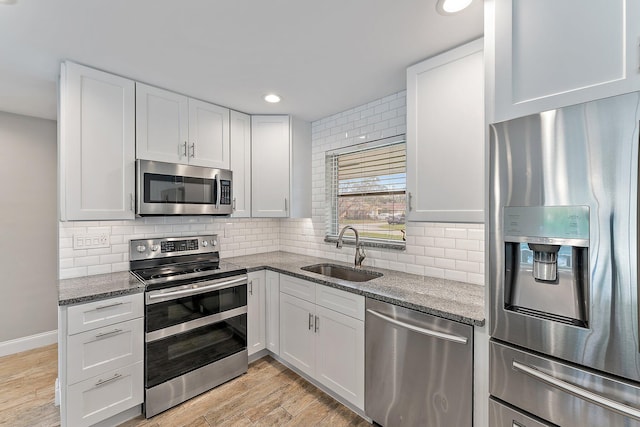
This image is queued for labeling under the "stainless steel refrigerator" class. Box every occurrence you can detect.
[489,91,640,426]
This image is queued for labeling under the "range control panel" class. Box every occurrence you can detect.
[129,234,219,261]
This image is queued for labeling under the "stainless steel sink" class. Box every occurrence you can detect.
[301,264,382,282]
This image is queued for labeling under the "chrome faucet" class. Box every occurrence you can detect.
[336,225,366,268]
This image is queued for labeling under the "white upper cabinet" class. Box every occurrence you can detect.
[230,110,251,217]
[59,61,135,221]
[406,39,484,223]
[251,115,311,218]
[188,98,230,168]
[490,0,640,122]
[136,83,230,168]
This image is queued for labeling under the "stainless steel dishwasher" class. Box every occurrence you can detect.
[365,298,473,426]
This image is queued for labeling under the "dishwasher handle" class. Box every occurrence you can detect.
[366,308,468,344]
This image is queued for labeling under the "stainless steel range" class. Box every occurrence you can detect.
[129,234,248,418]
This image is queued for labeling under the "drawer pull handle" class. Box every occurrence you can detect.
[95,373,122,387]
[95,328,123,338]
[512,360,640,421]
[366,309,468,344]
[95,302,123,310]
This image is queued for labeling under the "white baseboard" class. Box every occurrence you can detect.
[0,330,58,357]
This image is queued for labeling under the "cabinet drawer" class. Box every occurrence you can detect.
[67,318,143,385]
[280,275,315,303]
[67,361,143,427]
[316,285,364,321]
[67,293,143,335]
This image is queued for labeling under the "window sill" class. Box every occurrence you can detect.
[324,236,406,251]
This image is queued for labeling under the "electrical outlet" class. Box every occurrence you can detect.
[74,233,110,249]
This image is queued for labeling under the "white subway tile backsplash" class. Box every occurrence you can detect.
[59,90,486,286]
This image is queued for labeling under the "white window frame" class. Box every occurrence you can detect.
[325,134,407,249]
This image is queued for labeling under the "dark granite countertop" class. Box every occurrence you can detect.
[57,251,486,326]
[58,271,144,306]
[227,251,485,326]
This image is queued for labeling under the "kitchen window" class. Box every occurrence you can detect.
[325,135,406,248]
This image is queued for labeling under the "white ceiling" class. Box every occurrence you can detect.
[0,0,483,122]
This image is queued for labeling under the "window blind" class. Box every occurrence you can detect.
[326,137,406,244]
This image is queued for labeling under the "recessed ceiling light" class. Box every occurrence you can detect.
[436,0,472,15]
[264,94,281,103]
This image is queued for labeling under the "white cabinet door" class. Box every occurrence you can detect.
[265,270,280,355]
[279,292,315,377]
[247,270,266,356]
[135,82,189,164]
[406,39,484,223]
[59,61,135,220]
[491,0,640,122]
[230,110,251,217]
[66,361,143,427]
[188,99,230,168]
[315,305,365,410]
[66,318,144,385]
[251,115,290,217]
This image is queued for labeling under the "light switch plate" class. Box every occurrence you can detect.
[73,233,110,249]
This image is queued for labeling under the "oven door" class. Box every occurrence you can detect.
[145,276,247,388]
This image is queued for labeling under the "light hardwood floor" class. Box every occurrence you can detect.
[0,345,370,427]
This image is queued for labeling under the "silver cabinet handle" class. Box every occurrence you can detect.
[408,192,413,212]
[95,373,122,387]
[284,198,288,213]
[512,360,640,421]
[95,328,123,338]
[95,302,123,310]
[366,309,468,344]
[190,142,195,158]
[232,197,237,211]
[314,315,319,333]
[182,141,188,157]
[249,280,253,295]
[308,313,313,330]
[130,193,134,212]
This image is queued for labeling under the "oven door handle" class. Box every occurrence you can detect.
[512,360,640,421]
[147,277,247,301]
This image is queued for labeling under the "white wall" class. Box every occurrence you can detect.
[280,91,486,285]
[0,112,58,342]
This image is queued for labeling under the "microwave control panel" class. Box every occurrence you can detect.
[220,180,231,205]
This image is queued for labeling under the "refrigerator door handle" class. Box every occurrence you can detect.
[512,360,640,421]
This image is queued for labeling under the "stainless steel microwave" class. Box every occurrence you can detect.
[136,159,233,216]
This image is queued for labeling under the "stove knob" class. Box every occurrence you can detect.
[151,245,160,252]
[136,245,147,253]
[202,240,208,247]
[212,239,217,246]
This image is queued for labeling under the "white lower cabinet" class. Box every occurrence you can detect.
[67,361,143,427]
[59,293,144,427]
[247,270,266,356]
[279,275,365,410]
[265,270,280,355]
